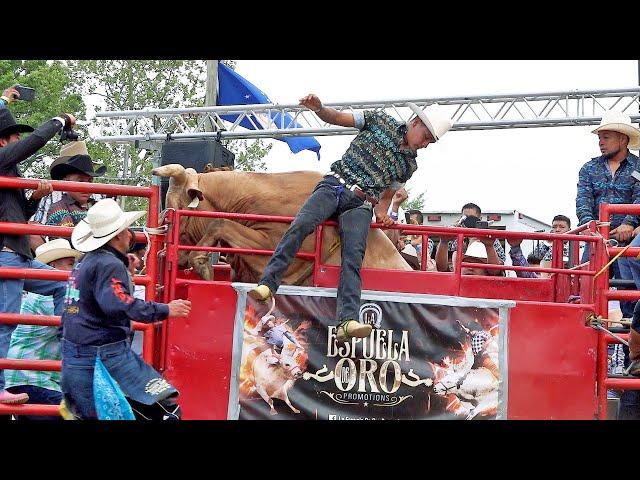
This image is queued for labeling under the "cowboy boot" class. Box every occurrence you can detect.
[626,329,640,376]
[336,319,372,343]
[248,284,272,302]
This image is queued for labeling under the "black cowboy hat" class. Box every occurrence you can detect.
[0,108,34,138]
[50,155,107,180]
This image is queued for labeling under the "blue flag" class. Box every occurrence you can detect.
[217,62,321,159]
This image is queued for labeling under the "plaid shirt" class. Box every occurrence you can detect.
[5,292,60,392]
[46,193,90,228]
[576,152,640,227]
[330,111,417,200]
[29,191,101,225]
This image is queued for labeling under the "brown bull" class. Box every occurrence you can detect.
[152,164,410,284]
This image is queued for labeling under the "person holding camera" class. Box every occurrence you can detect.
[0,98,77,404]
[448,203,505,264]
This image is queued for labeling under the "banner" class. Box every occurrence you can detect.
[230,285,514,420]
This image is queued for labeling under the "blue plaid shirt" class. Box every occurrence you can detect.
[576,152,640,228]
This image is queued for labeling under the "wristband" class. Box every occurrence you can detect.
[313,102,324,113]
[0,95,11,104]
[389,211,399,220]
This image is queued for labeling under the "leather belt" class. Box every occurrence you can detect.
[326,171,378,207]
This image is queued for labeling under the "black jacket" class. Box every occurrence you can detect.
[0,118,64,258]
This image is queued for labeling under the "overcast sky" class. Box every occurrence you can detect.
[231,60,639,227]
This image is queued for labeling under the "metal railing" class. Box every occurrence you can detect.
[0,176,162,418]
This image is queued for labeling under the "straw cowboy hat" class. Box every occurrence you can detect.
[592,110,640,150]
[49,141,107,180]
[406,103,453,141]
[34,238,82,265]
[462,241,488,262]
[71,198,145,253]
[0,108,33,138]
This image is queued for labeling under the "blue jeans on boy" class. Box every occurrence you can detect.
[0,251,66,390]
[259,176,374,323]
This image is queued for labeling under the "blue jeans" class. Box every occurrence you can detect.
[6,385,63,420]
[61,338,178,420]
[0,251,67,390]
[260,176,374,323]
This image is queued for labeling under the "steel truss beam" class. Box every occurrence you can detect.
[93,88,640,144]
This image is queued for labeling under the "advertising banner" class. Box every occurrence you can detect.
[230,285,514,420]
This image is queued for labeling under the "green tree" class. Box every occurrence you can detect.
[67,60,271,213]
[0,60,86,178]
[403,191,425,211]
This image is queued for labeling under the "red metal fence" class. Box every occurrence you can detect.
[0,176,161,418]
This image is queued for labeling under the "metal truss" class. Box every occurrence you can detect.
[93,87,640,144]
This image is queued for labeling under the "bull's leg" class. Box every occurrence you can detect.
[281,380,300,414]
[254,382,277,415]
[188,219,275,281]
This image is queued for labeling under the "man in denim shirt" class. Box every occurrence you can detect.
[576,111,640,246]
[250,94,453,343]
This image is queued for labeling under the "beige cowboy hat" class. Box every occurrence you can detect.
[35,238,82,265]
[462,241,488,262]
[71,198,146,253]
[406,103,453,141]
[592,110,640,150]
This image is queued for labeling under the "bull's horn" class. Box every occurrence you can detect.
[152,164,187,186]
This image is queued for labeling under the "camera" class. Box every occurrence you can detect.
[460,216,489,230]
[59,128,79,142]
[14,85,36,102]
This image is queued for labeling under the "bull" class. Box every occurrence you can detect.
[152,164,411,284]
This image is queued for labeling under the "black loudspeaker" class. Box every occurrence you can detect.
[159,139,235,208]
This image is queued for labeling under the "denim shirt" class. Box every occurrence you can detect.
[576,152,640,228]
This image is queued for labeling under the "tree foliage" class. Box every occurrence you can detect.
[66,60,271,212]
[403,190,425,211]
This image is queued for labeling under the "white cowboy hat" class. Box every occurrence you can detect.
[592,110,640,150]
[401,243,418,257]
[71,198,146,253]
[35,238,82,265]
[406,103,453,141]
[463,241,488,262]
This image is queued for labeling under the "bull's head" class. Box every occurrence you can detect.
[152,163,203,210]
[152,164,212,279]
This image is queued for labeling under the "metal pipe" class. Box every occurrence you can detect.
[0,359,60,371]
[460,262,596,276]
[0,222,147,243]
[176,244,315,259]
[0,176,153,197]
[0,404,60,416]
[94,87,640,117]
[606,378,640,390]
[0,268,149,285]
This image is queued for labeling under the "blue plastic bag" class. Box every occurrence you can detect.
[93,356,135,420]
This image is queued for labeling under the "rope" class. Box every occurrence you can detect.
[594,324,629,347]
[594,240,637,279]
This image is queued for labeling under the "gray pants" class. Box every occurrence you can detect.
[260,176,373,323]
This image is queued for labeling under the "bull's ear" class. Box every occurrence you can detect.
[187,188,204,201]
